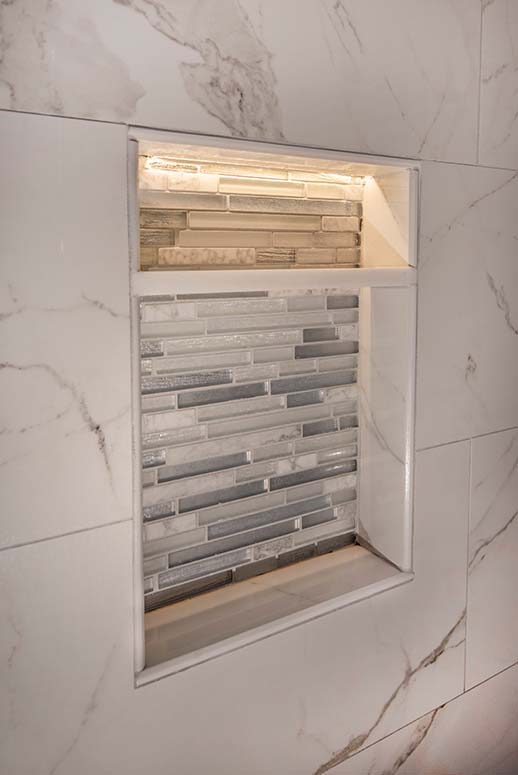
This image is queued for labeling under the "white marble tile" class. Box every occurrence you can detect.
[0,441,470,775]
[0,0,481,163]
[466,428,518,689]
[358,286,415,569]
[416,162,518,449]
[0,521,135,775]
[327,663,518,775]
[479,0,518,169]
[0,112,132,548]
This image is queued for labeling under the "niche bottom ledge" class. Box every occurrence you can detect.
[137,545,414,686]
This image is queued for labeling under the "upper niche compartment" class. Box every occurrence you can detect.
[137,140,416,271]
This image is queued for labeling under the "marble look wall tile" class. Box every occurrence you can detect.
[466,428,518,689]
[0,521,135,775]
[0,0,480,163]
[0,112,132,548]
[0,440,470,775]
[327,663,518,775]
[358,286,414,569]
[416,162,518,449]
[479,0,518,169]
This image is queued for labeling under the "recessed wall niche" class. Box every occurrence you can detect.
[130,133,418,680]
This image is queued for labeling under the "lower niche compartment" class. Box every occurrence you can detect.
[144,541,401,670]
[140,289,360,613]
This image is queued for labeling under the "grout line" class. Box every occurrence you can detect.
[0,518,133,554]
[476,1,484,165]
[464,438,473,692]
[2,107,518,173]
[416,425,518,453]
[342,660,518,763]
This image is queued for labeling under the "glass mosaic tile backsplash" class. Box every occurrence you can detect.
[139,156,363,270]
[140,290,359,611]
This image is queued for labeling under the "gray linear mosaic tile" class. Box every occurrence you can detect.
[303,327,338,342]
[143,555,168,576]
[301,508,336,529]
[177,291,268,299]
[270,369,356,395]
[142,370,232,394]
[196,298,286,316]
[279,359,317,376]
[142,320,206,338]
[143,502,175,522]
[326,294,359,309]
[252,346,295,364]
[207,495,330,540]
[287,389,323,408]
[141,340,164,358]
[178,479,266,514]
[295,341,359,359]
[177,381,266,409]
[207,406,327,438]
[197,491,285,527]
[153,351,251,374]
[294,428,357,453]
[317,354,358,372]
[171,521,297,567]
[158,549,251,587]
[140,289,359,605]
[142,427,205,450]
[206,311,331,333]
[144,470,236,507]
[144,527,206,559]
[143,513,197,542]
[164,426,300,466]
[140,301,197,322]
[197,395,285,422]
[330,309,359,324]
[287,295,326,311]
[165,330,301,356]
[141,394,176,413]
[157,452,250,483]
[302,418,338,436]
[270,461,355,490]
[253,441,293,462]
[142,449,166,469]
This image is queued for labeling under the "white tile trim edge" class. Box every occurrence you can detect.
[132,267,417,296]
[136,570,414,685]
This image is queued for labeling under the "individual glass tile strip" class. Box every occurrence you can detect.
[177,382,267,409]
[157,452,249,483]
[169,521,297,567]
[141,370,232,394]
[207,495,330,540]
[178,479,267,514]
[269,461,356,490]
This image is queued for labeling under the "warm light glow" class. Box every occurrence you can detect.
[144,155,369,184]
[145,156,200,173]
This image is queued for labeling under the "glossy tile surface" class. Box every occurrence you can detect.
[0,441,469,775]
[479,0,518,169]
[0,0,480,163]
[358,286,414,568]
[417,161,518,449]
[328,663,518,775]
[0,111,132,548]
[140,291,361,607]
[466,428,518,689]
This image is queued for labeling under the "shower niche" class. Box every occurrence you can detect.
[129,132,418,679]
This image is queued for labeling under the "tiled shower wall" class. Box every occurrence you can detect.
[3,2,518,772]
[139,160,363,269]
[141,290,359,610]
